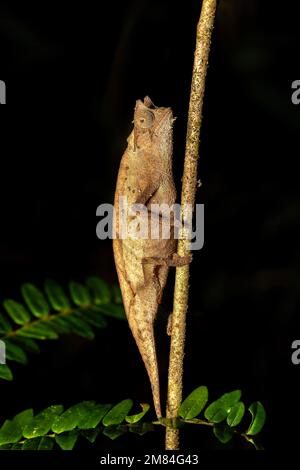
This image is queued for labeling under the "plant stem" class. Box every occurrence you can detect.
[165,0,217,450]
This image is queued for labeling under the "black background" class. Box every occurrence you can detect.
[0,0,300,451]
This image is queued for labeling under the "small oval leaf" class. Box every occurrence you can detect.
[23,405,64,439]
[246,401,266,436]
[52,401,96,434]
[50,316,71,334]
[227,402,245,427]
[86,276,111,305]
[77,404,111,430]
[80,428,100,443]
[102,399,133,427]
[0,314,12,334]
[69,282,91,307]
[61,314,95,340]
[0,420,22,445]
[5,340,28,364]
[12,337,40,354]
[102,426,126,440]
[17,322,58,340]
[14,409,34,430]
[125,403,150,424]
[0,364,13,381]
[205,407,228,423]
[55,430,79,450]
[179,386,208,420]
[44,279,71,311]
[213,424,234,444]
[38,436,55,450]
[80,308,107,328]
[204,390,241,423]
[21,284,49,317]
[3,300,31,325]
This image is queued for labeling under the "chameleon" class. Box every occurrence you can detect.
[113,96,189,418]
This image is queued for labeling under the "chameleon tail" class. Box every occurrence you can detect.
[128,315,162,419]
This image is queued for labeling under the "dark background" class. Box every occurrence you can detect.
[0,0,300,451]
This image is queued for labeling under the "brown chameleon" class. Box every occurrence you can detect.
[113,96,189,418]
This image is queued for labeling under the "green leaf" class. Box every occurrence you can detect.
[79,308,107,328]
[102,426,126,440]
[0,444,13,450]
[50,316,71,334]
[69,281,91,307]
[17,322,58,340]
[102,399,133,427]
[23,405,64,439]
[12,337,40,354]
[247,401,266,436]
[0,420,22,445]
[38,436,55,450]
[52,401,96,434]
[129,422,154,436]
[14,409,34,430]
[77,404,111,429]
[21,283,50,317]
[52,314,96,339]
[61,314,95,340]
[204,390,241,423]
[44,279,71,311]
[0,364,13,381]
[22,438,40,450]
[55,430,79,450]
[219,390,242,406]
[247,437,264,450]
[21,437,55,450]
[5,340,28,364]
[81,428,100,443]
[213,424,234,444]
[0,314,12,333]
[227,402,245,427]
[95,304,126,320]
[179,386,208,419]
[11,443,23,450]
[125,403,150,424]
[86,276,111,304]
[3,300,31,325]
[205,406,227,423]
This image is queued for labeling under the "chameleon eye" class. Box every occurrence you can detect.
[136,110,154,129]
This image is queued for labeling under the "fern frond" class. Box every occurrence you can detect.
[0,399,151,450]
[0,276,125,381]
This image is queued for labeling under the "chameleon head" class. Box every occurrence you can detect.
[133,96,173,149]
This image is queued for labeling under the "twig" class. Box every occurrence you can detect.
[165,0,218,450]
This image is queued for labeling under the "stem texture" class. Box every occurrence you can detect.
[165,0,217,450]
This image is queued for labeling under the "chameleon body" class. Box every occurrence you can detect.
[113,97,185,418]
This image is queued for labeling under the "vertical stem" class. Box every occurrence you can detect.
[165,0,217,450]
